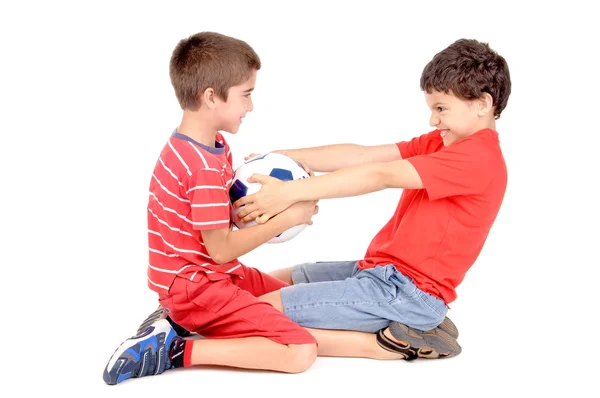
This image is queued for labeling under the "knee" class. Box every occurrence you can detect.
[269,267,294,285]
[286,343,317,373]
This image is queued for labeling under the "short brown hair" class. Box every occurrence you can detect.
[420,39,511,119]
[169,32,261,110]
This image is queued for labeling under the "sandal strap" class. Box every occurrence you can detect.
[376,329,418,361]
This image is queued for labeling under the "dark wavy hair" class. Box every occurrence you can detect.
[420,39,511,119]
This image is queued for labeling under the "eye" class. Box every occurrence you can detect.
[437,106,445,112]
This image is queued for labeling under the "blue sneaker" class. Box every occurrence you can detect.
[103,319,178,385]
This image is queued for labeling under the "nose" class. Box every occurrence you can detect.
[429,113,439,127]
[247,98,254,112]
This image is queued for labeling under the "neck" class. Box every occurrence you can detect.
[177,109,218,147]
[473,117,496,134]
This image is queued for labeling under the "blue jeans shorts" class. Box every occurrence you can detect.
[280,261,448,332]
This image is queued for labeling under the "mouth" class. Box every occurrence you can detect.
[440,129,450,138]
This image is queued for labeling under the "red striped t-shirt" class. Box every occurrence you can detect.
[147,131,244,294]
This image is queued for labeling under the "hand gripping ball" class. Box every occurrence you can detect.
[229,152,309,243]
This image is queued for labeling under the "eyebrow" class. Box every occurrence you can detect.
[430,102,448,109]
[243,88,254,93]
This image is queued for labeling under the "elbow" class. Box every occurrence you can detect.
[210,253,225,265]
[205,247,229,265]
[210,252,232,265]
[375,163,394,189]
[201,228,235,264]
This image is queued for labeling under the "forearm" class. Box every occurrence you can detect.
[208,216,293,264]
[283,144,372,173]
[285,160,422,202]
[286,163,388,201]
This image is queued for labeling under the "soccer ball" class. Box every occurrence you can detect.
[229,152,309,243]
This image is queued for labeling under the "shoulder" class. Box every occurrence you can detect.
[165,136,224,176]
[449,129,507,179]
[445,129,500,155]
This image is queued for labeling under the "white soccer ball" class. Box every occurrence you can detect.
[229,152,309,244]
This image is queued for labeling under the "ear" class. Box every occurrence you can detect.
[477,93,494,117]
[201,88,217,109]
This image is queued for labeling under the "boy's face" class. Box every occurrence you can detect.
[424,90,492,146]
[215,70,257,134]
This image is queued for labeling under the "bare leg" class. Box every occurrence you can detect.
[103,319,318,385]
[259,291,405,360]
[268,266,293,285]
[188,338,316,373]
[307,327,406,359]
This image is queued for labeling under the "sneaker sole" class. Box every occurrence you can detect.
[137,305,192,338]
[136,306,166,335]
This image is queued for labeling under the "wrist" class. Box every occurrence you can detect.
[279,150,304,168]
[283,180,302,204]
[271,207,297,230]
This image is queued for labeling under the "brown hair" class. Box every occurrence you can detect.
[169,32,261,110]
[420,39,511,119]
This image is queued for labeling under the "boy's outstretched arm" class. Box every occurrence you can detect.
[202,200,318,264]
[274,143,401,173]
[235,160,422,224]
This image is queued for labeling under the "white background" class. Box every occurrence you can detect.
[1,0,598,396]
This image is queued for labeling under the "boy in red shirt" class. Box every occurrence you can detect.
[235,38,510,358]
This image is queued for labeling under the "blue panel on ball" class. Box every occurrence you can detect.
[269,168,293,181]
[229,179,248,202]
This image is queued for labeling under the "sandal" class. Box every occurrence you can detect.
[438,316,459,339]
[377,322,462,360]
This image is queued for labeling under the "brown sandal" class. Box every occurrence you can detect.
[376,321,462,360]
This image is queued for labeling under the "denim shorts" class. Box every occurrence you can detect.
[280,261,448,332]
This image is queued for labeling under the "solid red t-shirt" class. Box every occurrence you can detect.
[357,128,507,304]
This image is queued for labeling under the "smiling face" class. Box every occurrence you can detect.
[214,69,257,134]
[424,90,495,146]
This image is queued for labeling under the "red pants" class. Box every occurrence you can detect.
[159,265,316,345]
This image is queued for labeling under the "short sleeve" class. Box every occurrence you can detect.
[407,136,493,200]
[188,168,231,230]
[397,130,442,158]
